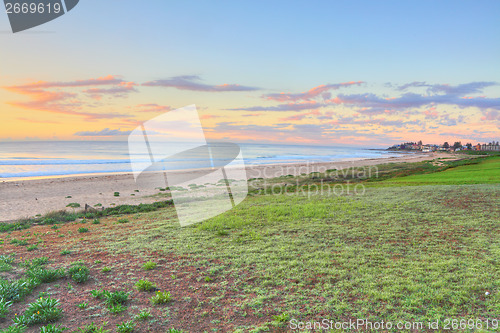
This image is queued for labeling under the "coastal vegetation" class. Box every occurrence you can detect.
[0,155,498,331]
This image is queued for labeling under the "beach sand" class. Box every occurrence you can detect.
[0,153,448,222]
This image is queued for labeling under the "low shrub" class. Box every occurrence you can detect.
[77,322,109,333]
[135,279,156,292]
[150,291,172,305]
[23,257,49,268]
[67,264,90,283]
[13,297,62,326]
[27,267,65,283]
[0,297,12,318]
[0,325,27,333]
[0,278,40,302]
[116,321,135,333]
[77,302,88,309]
[40,324,68,333]
[133,310,151,321]
[142,261,156,270]
[27,244,38,251]
[103,290,129,306]
[108,304,127,314]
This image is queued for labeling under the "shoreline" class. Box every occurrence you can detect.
[0,152,449,222]
[0,150,412,182]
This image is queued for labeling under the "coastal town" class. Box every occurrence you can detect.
[388,141,500,152]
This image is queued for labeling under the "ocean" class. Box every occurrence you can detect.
[0,141,405,179]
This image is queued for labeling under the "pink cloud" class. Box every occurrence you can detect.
[135,104,172,113]
[4,75,135,121]
[279,113,309,122]
[481,110,499,121]
[84,81,138,98]
[423,107,439,119]
[7,75,124,91]
[200,115,221,120]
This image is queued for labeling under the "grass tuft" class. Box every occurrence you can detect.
[67,263,90,283]
[134,279,156,292]
[150,291,172,305]
[142,261,156,270]
[13,297,62,326]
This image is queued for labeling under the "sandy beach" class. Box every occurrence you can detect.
[0,153,445,222]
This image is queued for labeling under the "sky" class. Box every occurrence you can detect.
[0,0,499,147]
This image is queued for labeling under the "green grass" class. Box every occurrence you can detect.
[13,297,62,326]
[77,302,88,309]
[150,291,172,305]
[0,325,27,333]
[142,261,156,270]
[383,156,500,186]
[135,279,156,292]
[133,310,151,321]
[103,180,499,325]
[40,324,67,333]
[0,201,173,234]
[0,155,497,330]
[26,267,65,283]
[108,304,127,314]
[0,256,14,273]
[67,263,90,283]
[66,203,81,209]
[116,321,135,333]
[0,298,12,318]
[77,322,109,333]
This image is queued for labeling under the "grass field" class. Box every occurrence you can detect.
[0,156,499,332]
[383,156,500,185]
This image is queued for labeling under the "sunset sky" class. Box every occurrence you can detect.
[1,0,499,147]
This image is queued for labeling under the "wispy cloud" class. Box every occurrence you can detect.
[134,104,172,113]
[142,75,259,92]
[84,82,138,99]
[16,117,61,124]
[200,114,221,119]
[263,81,364,102]
[6,75,124,91]
[397,81,497,95]
[228,100,324,112]
[74,128,132,136]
